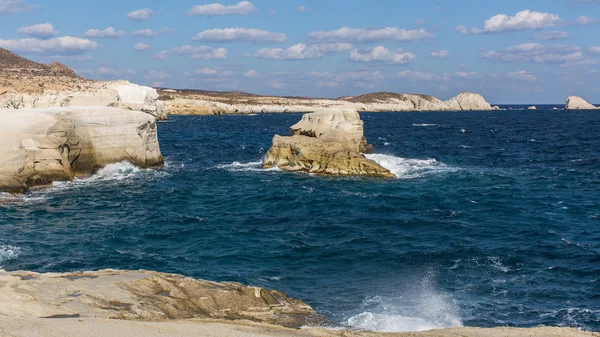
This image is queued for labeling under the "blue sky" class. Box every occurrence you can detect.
[1,0,599,103]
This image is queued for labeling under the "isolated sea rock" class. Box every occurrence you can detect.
[263,109,394,177]
[0,106,163,193]
[0,269,324,328]
[528,106,537,110]
[565,96,599,110]
[444,92,492,111]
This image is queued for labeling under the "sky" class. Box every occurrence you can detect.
[1,0,599,104]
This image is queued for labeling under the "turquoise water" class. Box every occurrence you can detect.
[1,108,599,332]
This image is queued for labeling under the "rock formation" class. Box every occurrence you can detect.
[262,109,394,177]
[565,96,599,110]
[528,106,537,110]
[0,47,77,77]
[0,269,324,328]
[159,90,495,115]
[444,93,492,111]
[0,106,163,193]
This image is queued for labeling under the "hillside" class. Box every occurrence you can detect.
[0,47,77,77]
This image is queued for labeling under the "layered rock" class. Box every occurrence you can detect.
[263,109,394,177]
[444,93,492,111]
[0,106,163,193]
[565,96,599,110]
[0,269,324,328]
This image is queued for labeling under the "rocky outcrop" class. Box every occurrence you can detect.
[0,106,163,193]
[0,269,324,328]
[444,92,492,111]
[0,47,77,77]
[528,106,537,110]
[263,109,394,177]
[565,96,599,110]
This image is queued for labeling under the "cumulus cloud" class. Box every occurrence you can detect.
[187,1,256,16]
[154,50,168,60]
[192,28,286,43]
[575,16,596,25]
[482,43,583,64]
[253,43,352,60]
[134,42,151,51]
[85,27,124,38]
[0,0,36,14]
[17,23,58,38]
[533,31,570,40]
[308,27,433,42]
[456,71,479,78]
[430,49,449,58]
[590,46,600,53]
[131,29,157,37]
[396,70,436,80]
[245,69,258,78]
[0,36,97,54]
[459,10,561,35]
[127,8,153,21]
[172,45,228,59]
[349,46,416,64]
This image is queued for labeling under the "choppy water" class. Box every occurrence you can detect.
[1,107,599,332]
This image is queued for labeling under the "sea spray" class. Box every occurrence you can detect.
[364,154,455,179]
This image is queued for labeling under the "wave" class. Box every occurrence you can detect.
[412,124,437,127]
[216,161,280,172]
[365,154,455,179]
[0,244,21,267]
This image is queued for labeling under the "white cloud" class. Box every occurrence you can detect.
[456,71,478,78]
[154,50,168,60]
[308,27,433,42]
[85,27,124,38]
[482,43,583,64]
[147,70,170,80]
[455,25,469,35]
[134,42,151,51]
[189,68,235,77]
[309,71,384,89]
[127,8,153,21]
[253,43,352,60]
[131,29,157,37]
[414,18,425,25]
[533,31,570,40]
[245,69,258,78]
[590,46,600,53]
[430,49,449,58]
[192,28,286,43]
[396,70,436,80]
[575,16,596,25]
[17,23,58,38]
[504,70,538,81]
[0,0,35,14]
[172,45,228,59]
[297,5,308,12]
[460,10,561,34]
[0,36,97,54]
[187,1,256,16]
[349,46,416,64]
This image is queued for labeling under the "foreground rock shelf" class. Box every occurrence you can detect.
[0,269,593,337]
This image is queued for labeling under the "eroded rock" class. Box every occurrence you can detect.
[565,96,599,110]
[444,92,492,111]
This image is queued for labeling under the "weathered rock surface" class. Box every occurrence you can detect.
[528,106,537,110]
[565,96,599,110]
[0,269,324,329]
[0,106,163,193]
[444,93,492,111]
[263,109,393,177]
[159,90,495,115]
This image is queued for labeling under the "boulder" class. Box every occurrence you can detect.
[0,269,325,329]
[565,96,599,110]
[0,106,163,193]
[444,92,492,111]
[262,109,393,177]
[528,106,537,110]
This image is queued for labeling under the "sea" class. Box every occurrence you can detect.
[1,105,599,333]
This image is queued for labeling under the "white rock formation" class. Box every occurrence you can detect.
[528,106,537,110]
[565,96,599,110]
[444,93,492,111]
[0,106,163,193]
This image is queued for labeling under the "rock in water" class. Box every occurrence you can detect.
[565,96,599,110]
[0,106,163,193]
[0,269,325,329]
[262,109,394,177]
[528,106,537,110]
[444,92,492,111]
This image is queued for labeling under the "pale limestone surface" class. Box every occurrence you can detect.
[443,93,492,111]
[565,96,599,110]
[0,106,163,193]
[263,109,393,177]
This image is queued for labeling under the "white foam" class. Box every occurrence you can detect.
[413,124,437,127]
[0,245,21,267]
[364,154,454,179]
[348,312,441,332]
[90,161,141,181]
[216,161,280,172]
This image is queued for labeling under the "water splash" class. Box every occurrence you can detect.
[0,245,21,267]
[216,161,280,172]
[365,154,455,179]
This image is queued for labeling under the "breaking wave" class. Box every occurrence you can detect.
[0,245,21,267]
[216,161,280,172]
[364,154,456,179]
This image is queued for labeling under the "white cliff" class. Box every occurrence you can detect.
[0,106,163,193]
[444,92,492,111]
[565,96,599,110]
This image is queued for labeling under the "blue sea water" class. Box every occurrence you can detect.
[1,107,599,333]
